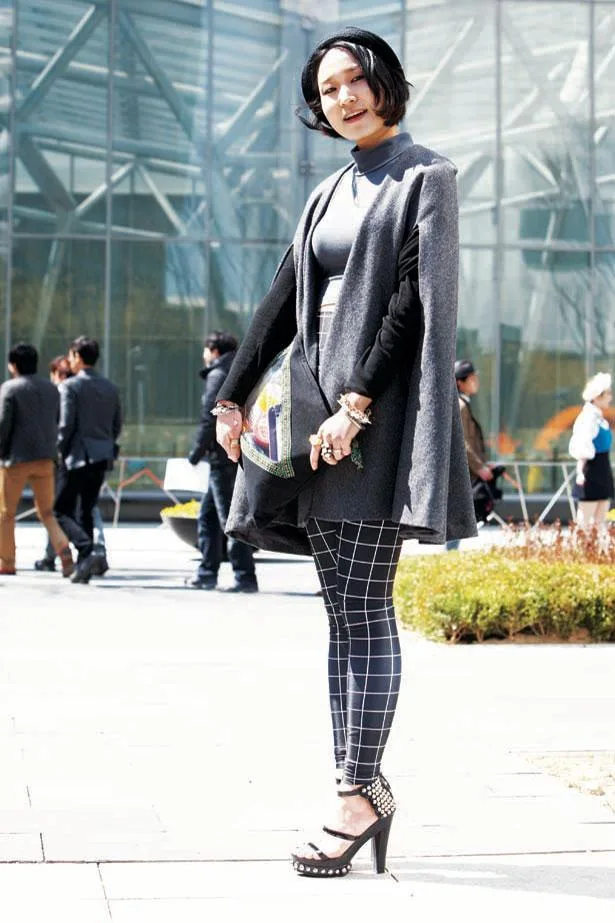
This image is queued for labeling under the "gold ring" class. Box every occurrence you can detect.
[309,434,323,447]
[230,438,240,447]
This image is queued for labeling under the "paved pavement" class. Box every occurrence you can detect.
[0,523,614,922]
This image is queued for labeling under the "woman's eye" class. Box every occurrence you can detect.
[322,87,335,95]
[352,74,365,83]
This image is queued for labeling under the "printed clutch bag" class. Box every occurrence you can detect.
[239,340,330,527]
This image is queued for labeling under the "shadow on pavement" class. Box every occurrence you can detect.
[391,857,615,900]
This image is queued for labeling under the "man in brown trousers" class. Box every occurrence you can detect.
[0,343,73,576]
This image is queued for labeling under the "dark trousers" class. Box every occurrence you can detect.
[197,464,255,584]
[54,461,107,560]
[306,519,404,785]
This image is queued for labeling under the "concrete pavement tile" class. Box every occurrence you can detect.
[392,791,615,826]
[41,830,300,862]
[107,893,411,923]
[0,807,162,836]
[0,833,43,860]
[0,781,30,810]
[387,821,615,857]
[100,859,397,899]
[392,853,615,904]
[0,900,111,923]
[0,862,106,899]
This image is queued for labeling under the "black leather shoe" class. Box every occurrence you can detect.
[90,554,109,576]
[70,552,100,584]
[221,581,259,594]
[34,558,56,572]
[184,577,217,590]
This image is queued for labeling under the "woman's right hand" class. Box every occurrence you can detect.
[575,461,586,486]
[216,409,243,463]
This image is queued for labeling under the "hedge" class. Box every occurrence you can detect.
[394,551,615,644]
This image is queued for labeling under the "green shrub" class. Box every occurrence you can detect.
[394,551,615,644]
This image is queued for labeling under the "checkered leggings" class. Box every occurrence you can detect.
[306,519,403,784]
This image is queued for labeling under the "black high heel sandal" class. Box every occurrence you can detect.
[291,775,396,878]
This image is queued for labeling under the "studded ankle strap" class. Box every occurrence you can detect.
[337,775,396,818]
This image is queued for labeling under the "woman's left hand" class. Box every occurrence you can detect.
[310,410,361,471]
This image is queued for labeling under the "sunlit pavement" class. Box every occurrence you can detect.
[0,523,613,922]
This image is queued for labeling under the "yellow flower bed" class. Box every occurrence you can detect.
[160,499,201,519]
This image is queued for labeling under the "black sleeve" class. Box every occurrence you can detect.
[188,368,224,464]
[345,226,422,399]
[216,246,297,405]
[0,385,15,457]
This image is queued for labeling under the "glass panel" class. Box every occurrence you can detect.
[109,240,207,457]
[210,239,287,330]
[458,247,498,448]
[0,0,12,362]
[499,247,588,467]
[403,1,497,247]
[15,0,108,235]
[501,3,592,254]
[111,4,208,236]
[595,3,615,293]
[10,237,105,366]
[210,4,303,242]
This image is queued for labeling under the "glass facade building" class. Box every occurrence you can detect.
[1,0,614,475]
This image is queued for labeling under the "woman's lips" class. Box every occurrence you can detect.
[343,110,367,123]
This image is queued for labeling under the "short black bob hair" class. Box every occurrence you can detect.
[9,343,38,375]
[204,330,238,356]
[70,336,100,367]
[298,41,411,139]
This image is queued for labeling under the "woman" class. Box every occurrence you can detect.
[569,372,613,529]
[215,28,476,877]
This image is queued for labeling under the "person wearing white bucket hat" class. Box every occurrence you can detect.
[568,372,613,529]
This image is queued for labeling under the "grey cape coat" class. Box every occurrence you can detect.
[219,138,477,554]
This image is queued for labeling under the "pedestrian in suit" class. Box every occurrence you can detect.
[54,336,122,584]
[0,343,74,576]
[186,331,258,592]
[35,356,109,574]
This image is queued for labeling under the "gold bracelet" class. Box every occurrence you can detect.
[211,402,242,417]
[338,394,372,427]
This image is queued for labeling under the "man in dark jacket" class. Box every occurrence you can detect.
[186,331,257,592]
[455,358,502,524]
[55,336,122,584]
[0,343,74,576]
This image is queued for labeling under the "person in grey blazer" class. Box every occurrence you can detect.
[54,336,122,584]
[0,343,74,576]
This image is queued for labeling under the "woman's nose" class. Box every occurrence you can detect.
[338,85,356,104]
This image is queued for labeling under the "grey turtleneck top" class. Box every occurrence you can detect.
[312,132,413,276]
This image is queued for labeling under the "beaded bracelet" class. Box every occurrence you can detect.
[337,394,372,428]
[211,402,242,418]
[340,408,365,430]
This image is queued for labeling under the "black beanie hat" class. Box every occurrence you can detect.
[301,27,405,104]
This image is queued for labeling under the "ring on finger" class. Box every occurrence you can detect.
[333,447,343,456]
[230,438,240,447]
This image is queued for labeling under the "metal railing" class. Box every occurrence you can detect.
[487,460,577,527]
[16,456,580,527]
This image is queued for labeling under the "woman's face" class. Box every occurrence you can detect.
[317,47,398,149]
[594,388,612,410]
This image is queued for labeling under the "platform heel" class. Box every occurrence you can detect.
[291,774,396,878]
